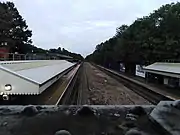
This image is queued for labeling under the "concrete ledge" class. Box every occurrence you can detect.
[150,101,180,135]
[0,105,158,135]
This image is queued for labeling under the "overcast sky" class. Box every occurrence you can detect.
[2,0,179,56]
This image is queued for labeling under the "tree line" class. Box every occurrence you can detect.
[0,1,83,60]
[86,2,180,74]
[49,47,84,60]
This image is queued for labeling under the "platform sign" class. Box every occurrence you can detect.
[135,65,146,78]
[120,63,125,72]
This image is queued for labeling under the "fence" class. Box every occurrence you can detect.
[0,52,52,61]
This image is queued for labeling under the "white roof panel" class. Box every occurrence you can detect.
[17,62,73,84]
[0,60,65,71]
[144,62,180,74]
[0,60,75,84]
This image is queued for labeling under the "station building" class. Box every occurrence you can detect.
[144,62,180,88]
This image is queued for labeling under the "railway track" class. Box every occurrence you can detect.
[1,62,174,105]
[32,63,81,105]
[0,63,81,105]
[79,63,151,105]
[93,64,174,105]
[56,64,81,105]
[77,63,90,105]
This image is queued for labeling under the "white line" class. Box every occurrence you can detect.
[55,64,80,105]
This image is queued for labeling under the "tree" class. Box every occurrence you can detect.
[0,2,13,46]
[0,2,32,53]
[116,24,128,37]
[48,47,84,60]
[86,2,180,74]
[0,1,83,61]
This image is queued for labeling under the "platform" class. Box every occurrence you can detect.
[0,60,75,95]
[144,62,180,78]
[97,65,180,100]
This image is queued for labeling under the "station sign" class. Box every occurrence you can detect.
[135,65,146,78]
[120,63,125,72]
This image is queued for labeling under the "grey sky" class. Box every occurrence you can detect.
[2,0,179,56]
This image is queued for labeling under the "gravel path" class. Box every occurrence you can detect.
[84,63,151,105]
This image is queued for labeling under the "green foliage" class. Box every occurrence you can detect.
[0,2,83,60]
[48,47,84,60]
[60,48,84,60]
[0,2,32,53]
[86,2,180,71]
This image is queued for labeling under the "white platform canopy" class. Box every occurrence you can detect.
[0,60,75,95]
[144,62,180,78]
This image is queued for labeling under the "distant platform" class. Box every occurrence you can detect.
[144,62,180,78]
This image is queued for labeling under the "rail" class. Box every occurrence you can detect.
[55,64,81,105]
[0,63,80,105]
[93,64,174,105]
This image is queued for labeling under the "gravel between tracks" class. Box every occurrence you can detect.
[85,63,151,105]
